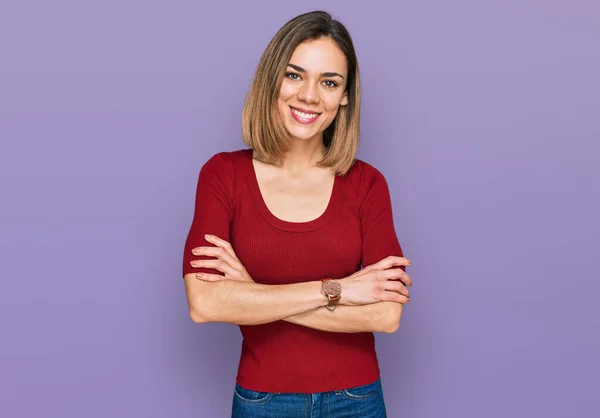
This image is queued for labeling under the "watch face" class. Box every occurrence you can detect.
[323,280,342,297]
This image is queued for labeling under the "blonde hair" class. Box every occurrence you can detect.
[242,11,361,175]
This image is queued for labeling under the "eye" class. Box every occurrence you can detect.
[323,80,339,88]
[285,72,301,81]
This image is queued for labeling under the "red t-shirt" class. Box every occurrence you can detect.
[182,148,404,393]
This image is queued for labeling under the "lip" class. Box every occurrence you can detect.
[290,106,321,115]
[289,106,321,125]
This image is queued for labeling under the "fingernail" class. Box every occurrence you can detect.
[196,273,203,278]
[190,261,199,266]
[192,249,200,255]
[205,234,211,240]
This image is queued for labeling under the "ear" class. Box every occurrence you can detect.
[340,91,349,106]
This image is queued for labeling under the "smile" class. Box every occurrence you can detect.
[290,106,321,124]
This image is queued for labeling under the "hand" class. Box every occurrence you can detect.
[339,256,412,306]
[189,234,254,283]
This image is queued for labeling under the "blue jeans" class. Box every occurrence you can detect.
[231,378,387,417]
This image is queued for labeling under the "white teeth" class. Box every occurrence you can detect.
[292,108,318,119]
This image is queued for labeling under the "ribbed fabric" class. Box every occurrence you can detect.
[182,148,404,393]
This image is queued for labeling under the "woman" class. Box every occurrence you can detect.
[182,10,412,418]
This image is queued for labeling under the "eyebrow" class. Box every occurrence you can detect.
[287,63,345,79]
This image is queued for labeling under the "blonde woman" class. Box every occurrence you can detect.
[182,10,412,418]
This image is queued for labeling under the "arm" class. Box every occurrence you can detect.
[283,164,408,333]
[184,273,328,325]
[283,302,403,334]
[187,234,409,328]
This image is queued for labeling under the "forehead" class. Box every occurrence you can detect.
[289,38,347,75]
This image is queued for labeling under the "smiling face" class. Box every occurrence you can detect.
[277,37,349,144]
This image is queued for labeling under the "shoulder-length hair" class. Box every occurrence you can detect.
[242,10,361,175]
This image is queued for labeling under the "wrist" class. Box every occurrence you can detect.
[318,281,329,307]
[337,277,356,306]
[320,278,342,310]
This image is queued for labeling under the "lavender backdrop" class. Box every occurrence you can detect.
[1,1,598,417]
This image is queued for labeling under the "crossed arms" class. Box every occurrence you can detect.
[183,235,412,334]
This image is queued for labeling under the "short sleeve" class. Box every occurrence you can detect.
[359,165,405,270]
[182,153,235,278]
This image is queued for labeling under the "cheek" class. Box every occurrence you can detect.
[278,83,296,102]
[323,97,343,117]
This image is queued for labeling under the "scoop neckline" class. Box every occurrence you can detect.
[242,148,341,232]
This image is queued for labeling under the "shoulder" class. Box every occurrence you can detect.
[197,149,251,199]
[199,148,252,186]
[344,158,390,199]
[201,148,250,172]
[349,158,387,180]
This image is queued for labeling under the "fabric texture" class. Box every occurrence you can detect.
[182,148,404,393]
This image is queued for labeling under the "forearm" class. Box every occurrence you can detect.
[283,301,404,334]
[184,274,326,325]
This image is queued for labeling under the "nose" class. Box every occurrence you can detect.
[297,80,320,105]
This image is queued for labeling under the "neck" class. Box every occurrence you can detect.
[279,135,326,172]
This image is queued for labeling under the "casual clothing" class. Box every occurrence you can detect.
[182,149,404,393]
[232,378,387,417]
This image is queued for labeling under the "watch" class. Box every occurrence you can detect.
[321,278,342,311]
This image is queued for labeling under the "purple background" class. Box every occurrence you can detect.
[1,1,598,417]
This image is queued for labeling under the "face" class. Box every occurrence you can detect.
[277,37,349,143]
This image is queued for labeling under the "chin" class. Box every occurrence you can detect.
[288,126,331,143]
[281,116,331,142]
[285,127,320,141]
